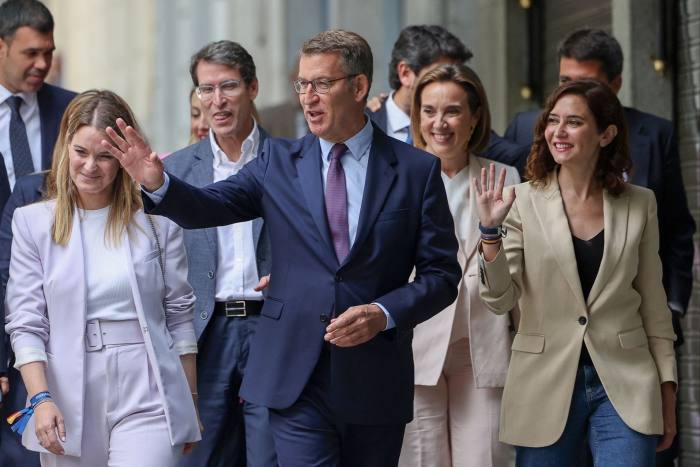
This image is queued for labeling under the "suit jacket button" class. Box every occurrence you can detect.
[320,313,329,323]
[208,271,214,279]
[334,275,342,282]
[200,311,208,320]
[578,316,587,325]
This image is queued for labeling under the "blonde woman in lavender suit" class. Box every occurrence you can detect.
[4,90,201,466]
[398,63,517,467]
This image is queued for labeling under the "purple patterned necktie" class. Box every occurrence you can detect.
[7,96,35,178]
[325,143,350,262]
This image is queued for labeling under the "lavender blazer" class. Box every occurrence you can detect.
[4,201,201,456]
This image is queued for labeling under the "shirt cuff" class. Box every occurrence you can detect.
[142,173,171,203]
[174,340,198,356]
[372,302,395,330]
[13,347,48,369]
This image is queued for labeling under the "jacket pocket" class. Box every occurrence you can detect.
[618,326,648,349]
[261,297,284,320]
[511,333,545,353]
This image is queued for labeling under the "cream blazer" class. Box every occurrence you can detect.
[478,171,677,447]
[5,201,201,456]
[413,155,518,388]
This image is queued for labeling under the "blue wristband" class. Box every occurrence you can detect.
[7,391,52,435]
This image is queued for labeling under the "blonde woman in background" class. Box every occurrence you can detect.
[398,63,517,467]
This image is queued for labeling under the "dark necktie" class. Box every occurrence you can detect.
[325,143,350,262]
[7,96,35,178]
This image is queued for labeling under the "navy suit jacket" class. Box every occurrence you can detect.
[0,84,74,375]
[503,107,695,320]
[163,129,271,339]
[0,84,76,216]
[144,126,461,424]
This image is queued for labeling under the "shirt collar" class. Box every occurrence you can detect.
[0,83,38,107]
[209,118,260,167]
[319,115,373,162]
[385,91,410,134]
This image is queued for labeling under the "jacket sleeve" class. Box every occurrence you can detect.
[478,190,524,314]
[161,219,197,355]
[4,209,50,362]
[633,191,677,385]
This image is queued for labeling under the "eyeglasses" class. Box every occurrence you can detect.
[195,80,242,102]
[293,75,357,94]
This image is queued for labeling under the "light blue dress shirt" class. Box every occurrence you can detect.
[145,115,395,329]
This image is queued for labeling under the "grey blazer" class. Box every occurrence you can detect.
[163,128,271,339]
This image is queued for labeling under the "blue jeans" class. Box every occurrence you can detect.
[516,363,658,467]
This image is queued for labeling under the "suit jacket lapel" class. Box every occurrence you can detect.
[625,108,650,187]
[295,136,335,257]
[190,141,218,255]
[531,172,586,309]
[586,189,629,305]
[344,128,397,265]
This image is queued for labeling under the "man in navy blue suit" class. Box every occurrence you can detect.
[106,29,461,467]
[0,1,75,465]
[495,28,693,467]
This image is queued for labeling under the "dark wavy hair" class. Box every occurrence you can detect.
[525,79,631,196]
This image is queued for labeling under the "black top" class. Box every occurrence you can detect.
[572,230,604,366]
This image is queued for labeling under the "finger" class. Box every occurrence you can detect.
[44,426,63,455]
[495,168,507,198]
[183,442,195,455]
[471,177,482,197]
[330,327,370,347]
[488,163,496,191]
[0,377,9,395]
[325,308,361,333]
[656,431,673,452]
[124,124,149,149]
[100,139,127,162]
[253,275,270,292]
[104,126,129,153]
[480,167,487,194]
[57,416,66,443]
[504,186,517,207]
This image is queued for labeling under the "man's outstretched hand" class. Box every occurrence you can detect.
[101,118,165,192]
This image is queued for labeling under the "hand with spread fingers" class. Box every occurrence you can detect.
[324,304,387,347]
[101,118,165,192]
[34,400,66,455]
[471,162,516,229]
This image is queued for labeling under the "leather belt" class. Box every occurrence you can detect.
[214,300,263,318]
[85,319,144,352]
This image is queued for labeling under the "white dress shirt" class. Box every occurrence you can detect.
[210,122,263,302]
[0,84,43,189]
[384,92,411,143]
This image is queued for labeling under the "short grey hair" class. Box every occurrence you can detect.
[189,40,257,86]
[300,30,373,92]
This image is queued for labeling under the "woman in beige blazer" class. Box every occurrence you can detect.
[473,80,676,467]
[398,64,517,467]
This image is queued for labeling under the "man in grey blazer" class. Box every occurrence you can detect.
[168,41,276,467]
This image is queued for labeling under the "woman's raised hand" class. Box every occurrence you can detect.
[471,163,516,228]
[101,118,165,192]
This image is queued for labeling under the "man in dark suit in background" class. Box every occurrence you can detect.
[0,1,75,465]
[168,40,277,467]
[106,29,461,467]
[499,28,694,466]
[370,25,472,143]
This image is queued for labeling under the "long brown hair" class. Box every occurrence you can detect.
[46,89,142,245]
[410,63,491,155]
[525,79,630,195]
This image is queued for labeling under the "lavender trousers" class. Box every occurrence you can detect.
[39,342,183,467]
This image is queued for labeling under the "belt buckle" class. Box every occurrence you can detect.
[85,319,104,351]
[225,300,247,317]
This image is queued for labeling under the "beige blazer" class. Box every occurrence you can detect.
[413,156,518,388]
[478,171,677,447]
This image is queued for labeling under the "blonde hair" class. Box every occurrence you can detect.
[46,89,143,245]
[410,63,491,155]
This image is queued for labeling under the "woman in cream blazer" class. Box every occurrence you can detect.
[5,90,200,466]
[398,64,517,467]
[474,80,676,467]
